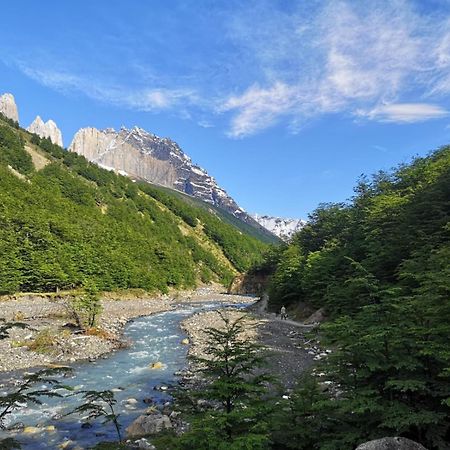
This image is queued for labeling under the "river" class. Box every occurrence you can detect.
[0,301,245,449]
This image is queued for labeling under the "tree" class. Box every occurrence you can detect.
[177,311,273,449]
[75,280,103,328]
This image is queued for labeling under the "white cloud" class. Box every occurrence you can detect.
[5,0,450,137]
[220,82,297,137]
[19,65,197,112]
[355,103,449,123]
[219,0,450,136]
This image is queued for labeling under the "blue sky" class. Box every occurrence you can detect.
[1,0,450,218]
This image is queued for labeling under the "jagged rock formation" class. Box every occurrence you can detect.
[251,214,305,240]
[0,93,19,123]
[27,116,63,147]
[69,126,262,227]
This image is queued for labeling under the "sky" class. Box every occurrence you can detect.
[1,0,450,219]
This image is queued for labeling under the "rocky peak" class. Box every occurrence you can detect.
[27,116,63,147]
[252,214,306,241]
[69,125,262,228]
[0,93,19,123]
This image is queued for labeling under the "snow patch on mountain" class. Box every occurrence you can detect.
[252,214,306,241]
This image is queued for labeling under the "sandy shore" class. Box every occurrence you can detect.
[0,287,254,373]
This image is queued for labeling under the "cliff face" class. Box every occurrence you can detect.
[27,116,63,147]
[0,93,19,123]
[69,126,262,227]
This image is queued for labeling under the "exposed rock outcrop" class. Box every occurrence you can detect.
[27,116,63,147]
[0,93,19,122]
[355,437,428,450]
[68,126,271,231]
[228,273,269,295]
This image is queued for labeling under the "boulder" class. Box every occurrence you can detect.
[304,307,326,324]
[149,361,164,370]
[356,437,428,450]
[23,426,40,434]
[181,338,190,345]
[126,412,172,437]
[135,438,156,449]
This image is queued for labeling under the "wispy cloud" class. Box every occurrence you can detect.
[19,64,198,112]
[355,103,449,123]
[3,0,450,137]
[220,82,297,137]
[220,0,450,137]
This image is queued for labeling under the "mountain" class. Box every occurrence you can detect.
[0,114,269,294]
[68,126,271,235]
[252,214,305,240]
[27,115,63,147]
[0,93,19,123]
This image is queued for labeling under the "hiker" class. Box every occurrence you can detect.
[280,305,287,320]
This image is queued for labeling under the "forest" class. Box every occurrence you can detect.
[0,114,267,295]
[246,146,450,449]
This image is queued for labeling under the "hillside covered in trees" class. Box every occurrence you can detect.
[0,113,268,295]
[253,146,450,449]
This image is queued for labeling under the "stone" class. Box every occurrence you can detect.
[23,426,40,434]
[150,361,164,370]
[304,307,326,325]
[126,398,139,404]
[0,93,19,122]
[27,115,63,147]
[58,440,74,449]
[45,425,56,432]
[355,437,428,450]
[135,438,156,449]
[126,413,172,437]
[181,338,190,345]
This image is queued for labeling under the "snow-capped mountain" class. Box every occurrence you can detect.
[252,214,306,241]
[69,126,265,229]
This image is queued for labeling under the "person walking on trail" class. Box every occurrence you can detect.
[280,305,287,320]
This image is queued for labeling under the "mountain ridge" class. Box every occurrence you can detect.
[68,125,274,238]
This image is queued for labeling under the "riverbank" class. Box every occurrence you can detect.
[0,287,253,373]
[180,306,319,389]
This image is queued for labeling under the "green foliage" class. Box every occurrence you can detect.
[74,280,102,327]
[261,146,450,449]
[269,375,334,450]
[0,368,72,429]
[0,125,33,175]
[0,121,268,294]
[69,390,122,443]
[175,312,272,449]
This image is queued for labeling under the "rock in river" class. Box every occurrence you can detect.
[126,412,172,437]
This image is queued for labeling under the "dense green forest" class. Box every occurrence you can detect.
[252,147,450,449]
[0,113,268,295]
